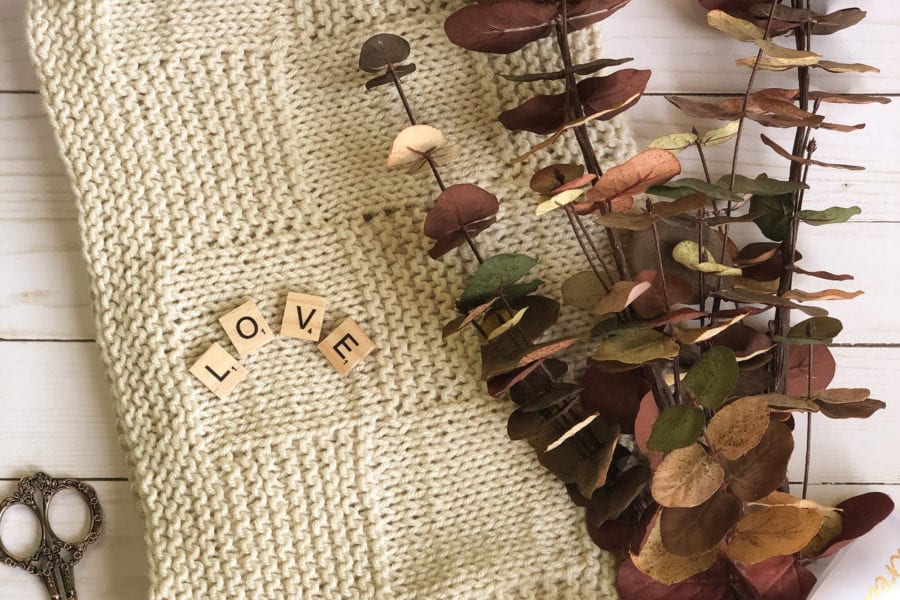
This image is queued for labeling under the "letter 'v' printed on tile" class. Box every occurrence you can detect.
[281,292,327,341]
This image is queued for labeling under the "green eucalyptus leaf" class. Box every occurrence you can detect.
[751,194,795,241]
[459,254,538,311]
[682,346,740,410]
[778,316,843,345]
[647,406,706,452]
[673,240,742,277]
[649,178,742,203]
[720,174,809,197]
[592,328,680,365]
[796,206,862,225]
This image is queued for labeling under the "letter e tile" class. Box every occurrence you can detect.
[189,343,248,398]
[281,292,327,341]
[219,300,275,357]
[318,318,375,375]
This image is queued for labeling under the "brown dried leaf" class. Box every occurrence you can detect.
[706,396,770,460]
[581,366,648,434]
[713,288,829,317]
[530,163,586,194]
[660,491,742,556]
[441,298,498,340]
[652,444,725,508]
[594,281,653,316]
[816,60,879,74]
[587,149,682,207]
[761,134,865,171]
[809,91,891,105]
[482,337,580,380]
[727,506,823,565]
[632,515,719,585]
[594,212,658,231]
[561,269,610,311]
[672,313,748,345]
[723,421,794,502]
[631,269,694,318]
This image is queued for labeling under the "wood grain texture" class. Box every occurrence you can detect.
[0,0,897,595]
[0,480,149,600]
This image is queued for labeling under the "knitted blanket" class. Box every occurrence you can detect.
[27,1,634,598]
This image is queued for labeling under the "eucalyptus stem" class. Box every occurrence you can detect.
[802,344,814,499]
[692,127,712,185]
[554,2,631,281]
[719,0,781,266]
[565,205,613,292]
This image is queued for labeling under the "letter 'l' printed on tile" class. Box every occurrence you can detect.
[318,318,376,376]
[219,300,275,358]
[189,343,248,398]
[281,292,327,341]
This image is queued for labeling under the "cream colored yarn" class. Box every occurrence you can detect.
[27,1,635,598]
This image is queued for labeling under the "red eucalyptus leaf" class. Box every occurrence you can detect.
[786,345,836,396]
[499,92,569,134]
[587,148,682,209]
[635,391,664,469]
[819,492,895,558]
[742,555,817,600]
[581,365,649,433]
[500,69,650,134]
[631,269,694,318]
[444,1,558,54]
[424,184,499,241]
[615,555,733,600]
[660,491,743,557]
[588,512,638,553]
[427,221,497,259]
[579,69,652,120]
[567,0,632,31]
[709,323,772,360]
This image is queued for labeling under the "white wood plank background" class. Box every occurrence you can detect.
[0,0,897,597]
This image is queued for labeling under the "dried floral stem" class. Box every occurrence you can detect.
[388,64,417,124]
[692,127,713,185]
[461,227,486,264]
[554,3,631,281]
[802,344,814,499]
[720,0,780,262]
[565,206,613,291]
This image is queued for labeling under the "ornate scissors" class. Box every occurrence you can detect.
[0,473,103,599]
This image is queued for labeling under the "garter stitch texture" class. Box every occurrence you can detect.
[28,1,635,598]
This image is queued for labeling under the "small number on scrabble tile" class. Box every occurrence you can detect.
[318,318,376,376]
[219,300,275,357]
[281,292,327,341]
[189,343,248,398]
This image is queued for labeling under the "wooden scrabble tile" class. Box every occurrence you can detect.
[218,300,275,357]
[281,292,327,341]
[318,318,376,376]
[189,343,248,398]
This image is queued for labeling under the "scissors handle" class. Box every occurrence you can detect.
[0,473,101,599]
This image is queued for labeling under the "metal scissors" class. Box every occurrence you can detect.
[0,472,103,599]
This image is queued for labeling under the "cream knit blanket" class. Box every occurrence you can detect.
[28,1,634,598]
